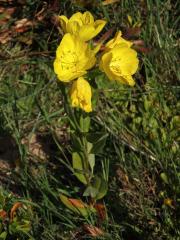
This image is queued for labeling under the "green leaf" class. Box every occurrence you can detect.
[17,95,34,112]
[72,152,87,184]
[83,176,108,200]
[0,232,7,240]
[160,172,169,184]
[87,142,93,153]
[9,220,31,234]
[80,115,90,133]
[96,177,108,200]
[86,142,95,172]
[87,132,106,143]
[91,176,101,191]
[71,133,83,151]
[144,97,151,111]
[88,154,95,173]
[83,186,98,198]
[91,175,108,200]
[87,132,108,154]
[83,176,101,198]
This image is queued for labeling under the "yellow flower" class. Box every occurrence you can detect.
[105,31,132,50]
[54,33,96,82]
[99,44,139,86]
[70,77,92,112]
[59,11,106,42]
[164,198,173,207]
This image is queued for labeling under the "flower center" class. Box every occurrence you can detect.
[110,57,122,75]
[60,50,79,72]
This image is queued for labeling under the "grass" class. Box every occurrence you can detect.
[0,0,179,239]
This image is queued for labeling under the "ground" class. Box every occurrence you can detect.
[0,0,179,239]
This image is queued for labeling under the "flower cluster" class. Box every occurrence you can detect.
[54,11,139,112]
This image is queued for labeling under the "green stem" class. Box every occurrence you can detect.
[82,135,91,185]
[59,82,81,132]
[59,82,92,186]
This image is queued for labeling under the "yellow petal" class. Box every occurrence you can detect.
[82,11,94,24]
[93,43,102,54]
[69,12,83,26]
[78,19,106,41]
[66,21,81,36]
[83,104,92,112]
[54,58,86,82]
[83,46,96,70]
[116,75,135,86]
[105,31,132,49]
[59,15,68,32]
[70,77,92,112]
[112,45,138,75]
[100,51,114,80]
[125,75,135,86]
[94,20,107,35]
[56,33,75,56]
[105,31,122,48]
[78,25,96,41]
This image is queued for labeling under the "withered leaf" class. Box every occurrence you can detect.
[14,18,34,33]
[123,27,141,38]
[0,30,11,44]
[102,0,120,5]
[10,202,22,222]
[83,224,104,237]
[0,210,7,220]
[94,203,106,220]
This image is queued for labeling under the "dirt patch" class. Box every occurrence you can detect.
[0,135,18,185]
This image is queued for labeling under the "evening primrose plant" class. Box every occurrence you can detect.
[54,11,139,216]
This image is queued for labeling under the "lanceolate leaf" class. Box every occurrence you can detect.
[80,115,90,133]
[83,186,98,198]
[71,133,83,151]
[72,152,87,184]
[0,231,7,240]
[96,177,108,200]
[87,132,108,154]
[83,175,108,200]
